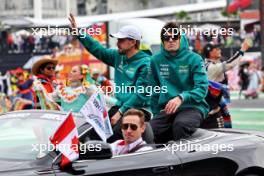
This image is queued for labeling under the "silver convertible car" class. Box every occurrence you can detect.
[0,110,264,176]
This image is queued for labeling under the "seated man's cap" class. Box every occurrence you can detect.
[110,25,142,41]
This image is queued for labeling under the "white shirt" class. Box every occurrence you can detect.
[110,137,152,156]
[205,51,243,83]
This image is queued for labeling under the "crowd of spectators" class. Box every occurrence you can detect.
[0,24,261,55]
[187,27,261,54]
[0,30,72,54]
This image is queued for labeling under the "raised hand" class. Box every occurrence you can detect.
[241,39,251,52]
[68,13,77,29]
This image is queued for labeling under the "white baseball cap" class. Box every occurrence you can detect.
[110,25,142,41]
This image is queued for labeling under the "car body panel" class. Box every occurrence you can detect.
[0,110,264,176]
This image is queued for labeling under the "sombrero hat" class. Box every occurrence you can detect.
[31,55,58,75]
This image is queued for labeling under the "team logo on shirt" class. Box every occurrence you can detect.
[178,65,189,73]
[117,60,124,73]
[160,64,170,78]
[126,67,135,75]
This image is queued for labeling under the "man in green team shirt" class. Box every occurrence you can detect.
[149,22,209,143]
[69,14,152,142]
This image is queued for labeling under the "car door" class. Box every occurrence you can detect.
[57,148,182,176]
[179,157,238,176]
[175,143,238,176]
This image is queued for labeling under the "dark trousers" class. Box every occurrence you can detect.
[107,106,154,144]
[150,108,203,143]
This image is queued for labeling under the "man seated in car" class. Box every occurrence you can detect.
[111,109,153,155]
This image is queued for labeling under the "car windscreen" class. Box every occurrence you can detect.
[0,112,64,161]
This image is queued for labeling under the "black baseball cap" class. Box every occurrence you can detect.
[203,43,222,58]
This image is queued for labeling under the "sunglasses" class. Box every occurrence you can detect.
[45,66,55,71]
[121,123,139,131]
[163,35,180,41]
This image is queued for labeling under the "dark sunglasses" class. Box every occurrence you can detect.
[45,66,55,70]
[163,35,180,41]
[121,123,138,131]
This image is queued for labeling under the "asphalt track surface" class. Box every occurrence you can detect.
[229,92,264,131]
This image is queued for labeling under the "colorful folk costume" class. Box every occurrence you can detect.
[33,79,61,110]
[51,83,96,113]
[202,80,232,128]
[0,93,12,113]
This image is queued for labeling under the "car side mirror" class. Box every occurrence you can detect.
[79,140,112,160]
